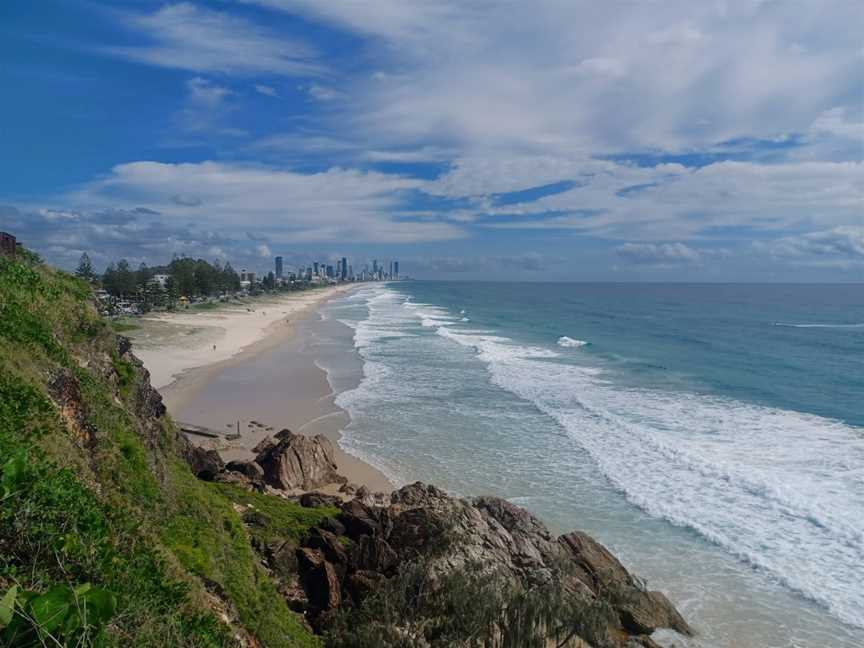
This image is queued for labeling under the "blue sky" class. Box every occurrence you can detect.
[1,0,862,281]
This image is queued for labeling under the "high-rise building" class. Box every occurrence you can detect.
[313,261,319,276]
[275,256,283,279]
[372,259,378,275]
[341,257,347,280]
[394,261,399,278]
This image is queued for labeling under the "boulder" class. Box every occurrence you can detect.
[300,492,342,509]
[183,445,224,481]
[296,547,341,612]
[213,470,254,490]
[225,459,265,481]
[305,529,349,568]
[558,532,692,636]
[255,429,347,491]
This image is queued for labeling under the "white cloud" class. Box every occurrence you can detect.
[759,227,864,262]
[307,84,346,102]
[177,77,244,136]
[254,84,279,98]
[429,155,863,241]
[616,242,701,265]
[243,0,863,154]
[58,161,465,244]
[107,3,322,77]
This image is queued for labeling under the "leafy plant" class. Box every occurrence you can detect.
[0,582,117,647]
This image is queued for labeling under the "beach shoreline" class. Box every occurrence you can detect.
[128,284,393,493]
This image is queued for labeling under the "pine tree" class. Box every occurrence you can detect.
[75,253,95,282]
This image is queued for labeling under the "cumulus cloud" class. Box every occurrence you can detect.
[759,227,864,262]
[0,204,232,270]
[431,156,863,241]
[56,161,466,245]
[616,242,702,266]
[106,3,322,77]
[245,0,862,155]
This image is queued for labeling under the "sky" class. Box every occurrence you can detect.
[1,0,862,281]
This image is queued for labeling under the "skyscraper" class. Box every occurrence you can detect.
[313,261,319,276]
[394,261,399,278]
[275,256,283,279]
[341,257,347,280]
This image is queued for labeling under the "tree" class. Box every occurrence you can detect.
[75,253,95,282]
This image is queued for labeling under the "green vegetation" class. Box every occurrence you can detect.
[110,320,141,333]
[210,483,339,546]
[100,256,240,302]
[326,558,615,648]
[0,253,322,647]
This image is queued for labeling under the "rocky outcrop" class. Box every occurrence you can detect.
[225,459,265,482]
[254,429,347,491]
[47,368,98,450]
[292,482,691,646]
[559,532,692,637]
[185,446,225,481]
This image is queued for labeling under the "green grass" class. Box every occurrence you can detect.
[209,483,338,546]
[110,320,141,333]
[162,465,321,648]
[0,253,321,647]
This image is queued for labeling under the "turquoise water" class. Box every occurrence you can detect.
[320,282,864,648]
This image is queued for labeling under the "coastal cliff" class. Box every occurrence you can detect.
[0,252,690,647]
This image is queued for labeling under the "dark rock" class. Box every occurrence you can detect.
[353,534,398,574]
[618,590,693,637]
[298,482,690,647]
[226,459,264,481]
[213,470,254,490]
[338,499,380,539]
[338,482,358,495]
[255,429,347,491]
[296,547,341,611]
[183,445,224,481]
[559,531,693,636]
[345,570,385,605]
[47,368,98,449]
[305,529,348,567]
[317,516,346,537]
[252,436,276,454]
[116,334,132,358]
[300,492,342,509]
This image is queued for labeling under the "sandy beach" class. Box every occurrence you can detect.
[127,285,393,493]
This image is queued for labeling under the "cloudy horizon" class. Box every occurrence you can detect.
[2,1,862,281]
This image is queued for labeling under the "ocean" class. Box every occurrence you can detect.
[316,281,864,648]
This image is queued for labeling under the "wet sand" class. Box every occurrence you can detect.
[152,301,392,493]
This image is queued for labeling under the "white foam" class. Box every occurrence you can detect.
[558,336,589,348]
[775,322,864,329]
[454,340,864,630]
[333,284,864,632]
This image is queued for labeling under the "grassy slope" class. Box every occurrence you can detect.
[0,254,322,647]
